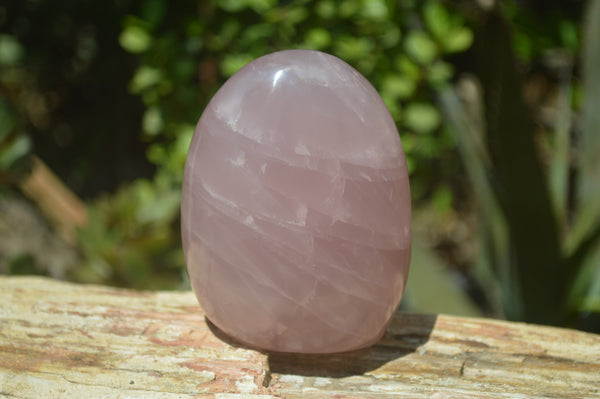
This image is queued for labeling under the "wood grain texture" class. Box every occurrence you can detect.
[0,276,598,398]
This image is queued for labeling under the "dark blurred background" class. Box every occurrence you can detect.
[1,0,599,333]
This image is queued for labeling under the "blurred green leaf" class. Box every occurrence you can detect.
[217,0,246,12]
[474,11,564,324]
[418,134,441,157]
[382,73,417,100]
[146,143,166,166]
[147,123,193,174]
[381,95,400,119]
[142,106,163,136]
[404,102,441,133]
[361,0,389,21]
[439,86,509,319]
[338,0,360,18]
[119,25,152,53]
[8,253,39,276]
[427,61,454,87]
[220,53,254,77]
[173,58,195,81]
[565,220,600,318]
[129,66,163,94]
[559,19,579,51]
[548,76,572,230]
[334,36,373,61]
[405,31,438,64]
[405,156,416,175]
[380,25,401,48]
[570,0,600,252]
[208,20,241,51]
[395,55,421,80]
[513,30,534,62]
[0,134,30,171]
[140,0,167,27]
[563,0,600,327]
[136,189,180,225]
[432,185,453,213]
[243,24,275,45]
[0,98,17,141]
[441,27,473,53]
[423,0,451,40]
[266,5,308,25]
[315,1,336,18]
[186,19,205,37]
[218,0,276,13]
[0,35,23,66]
[303,28,332,50]
[77,209,116,259]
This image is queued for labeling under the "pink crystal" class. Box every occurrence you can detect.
[181,50,411,353]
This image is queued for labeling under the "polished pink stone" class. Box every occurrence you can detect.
[181,50,411,353]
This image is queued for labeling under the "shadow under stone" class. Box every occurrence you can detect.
[267,313,437,377]
[206,313,437,378]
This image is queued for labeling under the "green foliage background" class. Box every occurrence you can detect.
[1,0,598,332]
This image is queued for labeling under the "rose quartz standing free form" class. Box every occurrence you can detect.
[182,50,411,353]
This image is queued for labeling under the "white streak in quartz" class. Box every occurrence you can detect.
[359,172,373,182]
[194,167,406,249]
[194,168,408,251]
[191,225,394,309]
[294,143,310,156]
[231,151,245,167]
[191,182,397,291]
[193,234,366,332]
[195,241,375,341]
[294,204,308,227]
[190,126,409,245]
[201,183,240,211]
[182,50,412,353]
[190,187,403,306]
[204,108,405,180]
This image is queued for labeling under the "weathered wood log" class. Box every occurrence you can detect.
[19,156,88,245]
[0,276,598,398]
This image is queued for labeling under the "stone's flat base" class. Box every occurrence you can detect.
[1,276,599,398]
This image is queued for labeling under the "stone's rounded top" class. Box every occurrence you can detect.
[207,49,404,168]
[231,49,368,89]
